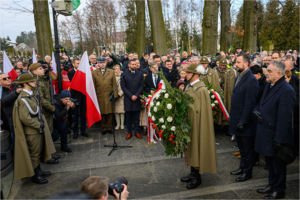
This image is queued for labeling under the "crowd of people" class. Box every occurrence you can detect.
[0,46,299,199]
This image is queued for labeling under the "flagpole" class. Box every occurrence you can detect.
[52,0,62,93]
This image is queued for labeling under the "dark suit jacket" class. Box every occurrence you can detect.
[144,72,168,93]
[257,74,268,104]
[254,77,296,156]
[120,70,144,112]
[68,69,85,103]
[122,60,129,71]
[229,69,259,137]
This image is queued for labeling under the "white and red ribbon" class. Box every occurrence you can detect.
[212,90,229,121]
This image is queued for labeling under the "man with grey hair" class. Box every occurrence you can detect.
[45,55,51,63]
[253,61,296,199]
[191,56,199,65]
[161,56,167,65]
[253,57,262,66]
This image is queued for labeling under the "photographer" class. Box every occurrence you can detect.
[102,50,121,69]
[52,90,74,152]
[81,176,129,200]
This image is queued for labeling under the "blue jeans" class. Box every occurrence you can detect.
[125,111,140,134]
[53,120,68,148]
[73,103,86,134]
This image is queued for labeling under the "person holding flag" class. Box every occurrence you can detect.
[3,51,18,82]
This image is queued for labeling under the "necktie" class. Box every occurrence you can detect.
[154,75,157,85]
[270,84,273,89]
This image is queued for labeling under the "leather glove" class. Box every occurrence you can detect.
[40,122,44,129]
[111,97,118,103]
[252,110,263,124]
[273,142,282,151]
[237,121,244,132]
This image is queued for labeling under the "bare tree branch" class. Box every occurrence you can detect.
[1,0,33,14]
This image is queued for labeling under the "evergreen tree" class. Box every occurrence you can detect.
[16,31,28,44]
[165,20,173,51]
[0,38,9,51]
[259,0,280,50]
[288,0,299,50]
[6,36,10,41]
[231,5,244,49]
[191,27,201,53]
[125,0,137,53]
[179,21,189,52]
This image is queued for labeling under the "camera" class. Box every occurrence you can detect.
[108,177,128,197]
[70,98,79,106]
[61,60,73,71]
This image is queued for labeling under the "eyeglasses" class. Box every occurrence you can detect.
[2,77,11,81]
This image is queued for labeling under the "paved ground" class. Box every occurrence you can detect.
[8,126,299,199]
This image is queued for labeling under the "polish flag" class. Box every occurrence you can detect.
[3,51,18,82]
[32,48,37,63]
[70,51,101,128]
[51,52,58,94]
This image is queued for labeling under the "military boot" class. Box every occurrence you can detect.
[32,167,48,184]
[181,167,195,182]
[37,164,51,177]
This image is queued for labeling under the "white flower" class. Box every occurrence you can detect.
[167,116,173,122]
[153,107,158,112]
[152,116,156,121]
[211,89,214,91]
[167,104,172,110]
[149,113,152,117]
[159,118,164,123]
[211,95,215,99]
[161,89,166,93]
[150,102,154,106]
[162,125,166,129]
[171,126,176,131]
[214,100,218,104]
[208,90,211,94]
[156,102,160,106]
[211,103,215,107]
[164,93,169,98]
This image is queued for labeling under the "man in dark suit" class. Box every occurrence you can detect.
[145,62,169,94]
[153,55,169,74]
[122,53,133,71]
[229,54,259,182]
[252,61,296,199]
[121,59,144,140]
[68,58,88,139]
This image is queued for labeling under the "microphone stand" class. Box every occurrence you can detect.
[104,75,132,156]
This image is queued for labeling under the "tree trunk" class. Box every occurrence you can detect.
[136,0,146,58]
[202,0,219,56]
[220,0,231,52]
[148,0,167,55]
[243,0,257,54]
[32,0,53,59]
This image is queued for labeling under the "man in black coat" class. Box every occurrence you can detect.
[284,59,299,88]
[253,61,296,199]
[68,58,89,139]
[140,53,149,69]
[122,53,133,71]
[122,54,128,64]
[250,65,268,104]
[145,62,169,93]
[229,54,259,182]
[1,73,22,154]
[121,59,144,140]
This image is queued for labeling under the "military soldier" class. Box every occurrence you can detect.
[181,64,218,189]
[215,59,238,135]
[92,58,118,135]
[198,56,221,93]
[13,74,56,184]
[29,63,59,164]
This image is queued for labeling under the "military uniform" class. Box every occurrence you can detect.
[13,74,55,184]
[198,57,221,93]
[181,64,218,190]
[215,59,238,125]
[29,64,55,134]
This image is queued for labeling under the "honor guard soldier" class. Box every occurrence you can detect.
[181,64,218,189]
[198,56,221,92]
[29,63,59,164]
[216,59,238,134]
[13,73,56,184]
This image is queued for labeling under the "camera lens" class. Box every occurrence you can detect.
[108,177,128,197]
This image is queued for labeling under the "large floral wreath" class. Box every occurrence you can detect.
[146,70,194,157]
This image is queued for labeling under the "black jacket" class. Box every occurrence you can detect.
[140,57,148,69]
[53,95,68,121]
[256,74,268,104]
[144,72,169,93]
[122,57,128,64]
[2,87,19,119]
[290,68,299,88]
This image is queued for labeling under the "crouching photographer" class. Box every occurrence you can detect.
[52,90,74,152]
[81,176,129,200]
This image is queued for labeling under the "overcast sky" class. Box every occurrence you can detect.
[0,0,87,41]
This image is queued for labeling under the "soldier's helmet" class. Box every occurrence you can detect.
[199,56,210,64]
[17,73,36,84]
[219,59,228,66]
[185,64,205,75]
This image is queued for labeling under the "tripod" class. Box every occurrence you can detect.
[104,76,132,156]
